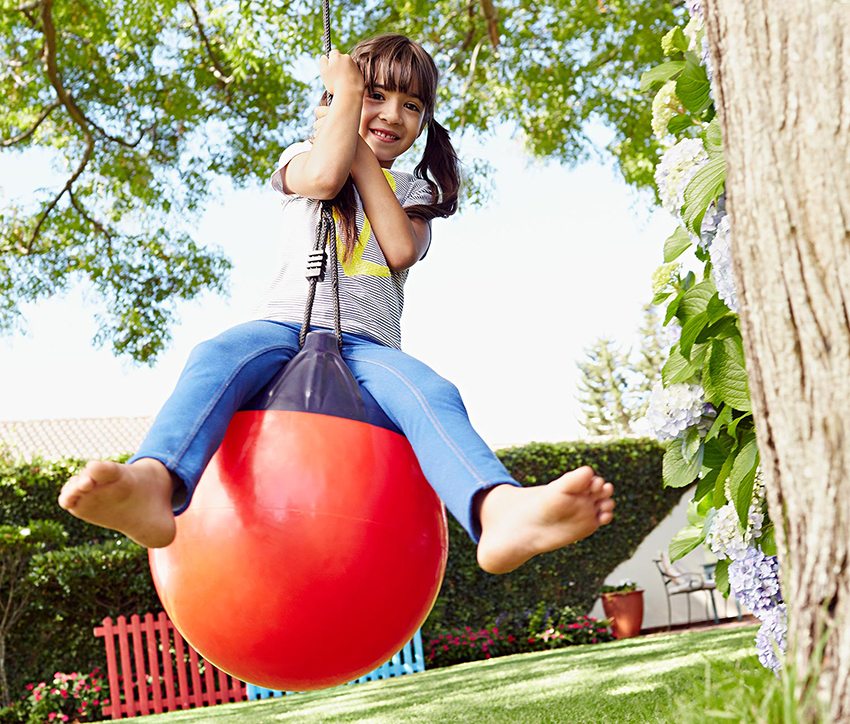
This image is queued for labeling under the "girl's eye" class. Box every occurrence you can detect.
[405,102,421,113]
[369,91,384,101]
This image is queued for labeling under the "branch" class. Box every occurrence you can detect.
[25,0,95,254]
[68,189,114,243]
[0,99,60,147]
[13,1,42,11]
[479,0,500,48]
[186,0,233,88]
[87,117,152,149]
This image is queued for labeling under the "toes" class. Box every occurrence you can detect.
[557,466,596,494]
[589,476,604,495]
[598,498,615,514]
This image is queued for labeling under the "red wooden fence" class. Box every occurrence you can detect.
[93,613,247,719]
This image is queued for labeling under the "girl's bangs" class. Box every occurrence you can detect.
[355,37,437,113]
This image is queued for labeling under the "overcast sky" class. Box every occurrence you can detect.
[0,127,671,448]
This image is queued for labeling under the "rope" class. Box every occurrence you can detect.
[299,0,343,350]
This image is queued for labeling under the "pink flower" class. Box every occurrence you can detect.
[48,714,56,721]
[25,683,34,691]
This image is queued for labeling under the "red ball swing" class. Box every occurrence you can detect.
[148,19,449,684]
[148,331,449,690]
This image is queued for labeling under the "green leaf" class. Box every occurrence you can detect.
[678,279,717,320]
[664,27,690,55]
[664,226,692,262]
[681,426,703,463]
[697,316,739,345]
[682,156,727,236]
[703,117,724,158]
[640,60,686,92]
[663,439,702,488]
[705,293,731,324]
[695,468,718,502]
[729,433,759,527]
[675,52,711,114]
[682,155,727,236]
[669,524,705,562]
[680,311,710,359]
[662,345,702,385]
[728,412,753,438]
[705,404,733,441]
[702,434,733,469]
[758,524,777,556]
[667,113,694,135]
[714,559,730,596]
[713,452,736,508]
[704,337,752,411]
[664,292,684,325]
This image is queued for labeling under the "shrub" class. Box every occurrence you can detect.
[425,604,613,669]
[22,670,107,723]
[425,438,681,636]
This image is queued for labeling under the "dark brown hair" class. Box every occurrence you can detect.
[327,34,460,261]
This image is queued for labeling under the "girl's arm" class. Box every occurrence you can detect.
[350,136,431,271]
[281,51,364,199]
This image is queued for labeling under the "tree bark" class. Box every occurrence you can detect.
[704,1,850,718]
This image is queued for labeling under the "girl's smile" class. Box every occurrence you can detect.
[359,85,425,168]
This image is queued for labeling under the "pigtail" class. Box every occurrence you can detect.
[407,120,461,221]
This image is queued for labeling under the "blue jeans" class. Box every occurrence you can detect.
[131,320,518,541]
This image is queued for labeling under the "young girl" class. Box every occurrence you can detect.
[59,34,615,575]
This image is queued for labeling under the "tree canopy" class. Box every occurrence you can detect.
[1,0,680,362]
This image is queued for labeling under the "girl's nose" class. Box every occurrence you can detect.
[379,101,403,124]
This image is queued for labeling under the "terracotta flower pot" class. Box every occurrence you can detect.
[601,590,644,639]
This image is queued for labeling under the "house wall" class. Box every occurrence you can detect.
[588,490,746,630]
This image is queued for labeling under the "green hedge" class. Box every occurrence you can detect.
[423,438,681,635]
[0,457,160,701]
[1,438,677,701]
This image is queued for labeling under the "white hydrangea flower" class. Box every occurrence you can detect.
[706,503,749,561]
[698,195,726,249]
[643,381,707,441]
[709,215,739,312]
[651,262,680,296]
[651,80,682,143]
[685,0,704,21]
[655,138,709,218]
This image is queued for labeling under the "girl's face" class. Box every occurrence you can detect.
[358,85,426,168]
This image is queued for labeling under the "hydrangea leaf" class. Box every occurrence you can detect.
[705,404,733,441]
[678,279,717,319]
[640,60,686,92]
[729,433,759,527]
[663,438,702,488]
[662,344,703,385]
[704,337,752,411]
[675,52,712,114]
[703,433,733,468]
[669,524,704,562]
[680,311,710,359]
[714,559,730,597]
[713,453,736,508]
[758,524,777,557]
[682,426,702,463]
[664,225,692,262]
[703,117,724,158]
[682,155,727,236]
[667,113,694,135]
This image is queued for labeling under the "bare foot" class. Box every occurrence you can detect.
[58,458,177,548]
[475,466,615,574]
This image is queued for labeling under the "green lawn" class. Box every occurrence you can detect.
[135,625,774,723]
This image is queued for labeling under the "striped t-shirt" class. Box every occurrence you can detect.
[259,141,434,349]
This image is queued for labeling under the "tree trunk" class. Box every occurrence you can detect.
[0,632,8,707]
[704,1,850,718]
